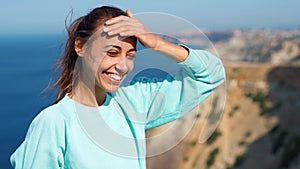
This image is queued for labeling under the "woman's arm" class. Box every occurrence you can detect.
[114,46,225,130]
[103,9,189,62]
[106,10,225,129]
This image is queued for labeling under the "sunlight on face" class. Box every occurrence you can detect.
[81,27,137,93]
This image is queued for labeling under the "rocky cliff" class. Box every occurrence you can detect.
[146,47,300,169]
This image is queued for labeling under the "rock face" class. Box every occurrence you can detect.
[221,29,300,63]
[271,40,300,64]
[146,62,300,169]
[176,29,300,63]
[145,29,300,169]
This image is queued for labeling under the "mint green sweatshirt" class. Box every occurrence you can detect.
[10,48,225,169]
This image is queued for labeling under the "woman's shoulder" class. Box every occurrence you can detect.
[31,105,65,127]
[32,97,75,127]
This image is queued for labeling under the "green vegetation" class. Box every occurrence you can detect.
[238,131,251,147]
[190,140,198,147]
[238,139,247,146]
[261,50,271,62]
[206,130,222,145]
[228,104,240,118]
[228,105,240,117]
[244,131,252,138]
[233,105,240,111]
[233,153,246,167]
[226,153,246,169]
[246,90,272,115]
[206,147,219,169]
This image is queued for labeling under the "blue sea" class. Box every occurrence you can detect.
[0,34,203,168]
[0,34,64,168]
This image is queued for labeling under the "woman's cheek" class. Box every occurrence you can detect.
[127,60,135,72]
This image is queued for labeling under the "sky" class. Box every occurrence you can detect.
[1,0,300,35]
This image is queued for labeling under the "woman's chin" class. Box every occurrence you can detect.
[102,84,120,92]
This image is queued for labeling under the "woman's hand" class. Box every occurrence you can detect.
[104,9,189,62]
[104,10,160,50]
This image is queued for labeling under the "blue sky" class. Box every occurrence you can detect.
[1,0,300,34]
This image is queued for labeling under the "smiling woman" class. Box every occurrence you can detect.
[72,30,138,106]
[10,5,225,169]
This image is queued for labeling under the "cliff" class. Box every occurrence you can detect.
[146,62,300,169]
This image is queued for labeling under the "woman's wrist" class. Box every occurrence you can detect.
[153,37,189,62]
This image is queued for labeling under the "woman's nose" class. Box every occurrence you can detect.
[115,56,128,74]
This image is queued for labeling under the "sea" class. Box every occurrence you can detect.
[0,34,205,168]
[0,34,64,168]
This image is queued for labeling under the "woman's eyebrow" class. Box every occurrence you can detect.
[128,48,137,52]
[104,45,122,50]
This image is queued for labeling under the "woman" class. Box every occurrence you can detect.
[10,6,225,169]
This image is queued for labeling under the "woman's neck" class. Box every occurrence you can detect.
[71,80,106,107]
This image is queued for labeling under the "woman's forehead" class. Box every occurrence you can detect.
[96,34,136,47]
[84,27,137,50]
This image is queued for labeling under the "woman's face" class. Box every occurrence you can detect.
[80,29,137,93]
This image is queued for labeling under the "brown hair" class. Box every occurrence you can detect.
[53,6,127,104]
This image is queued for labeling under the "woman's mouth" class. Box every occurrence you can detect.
[103,72,123,83]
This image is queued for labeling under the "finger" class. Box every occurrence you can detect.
[103,21,135,33]
[105,24,137,36]
[119,30,136,37]
[105,15,129,25]
[126,9,134,18]
[108,27,137,37]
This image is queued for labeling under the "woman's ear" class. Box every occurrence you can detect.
[74,38,84,57]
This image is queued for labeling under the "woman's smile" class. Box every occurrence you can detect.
[102,71,124,84]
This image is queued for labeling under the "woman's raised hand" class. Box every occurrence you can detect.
[104,9,188,62]
[103,9,161,50]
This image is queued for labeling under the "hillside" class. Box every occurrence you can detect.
[176,29,300,63]
[146,62,300,169]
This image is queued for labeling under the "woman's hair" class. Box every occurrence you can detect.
[53,6,127,104]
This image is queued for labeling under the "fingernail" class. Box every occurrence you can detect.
[108,31,113,35]
[105,20,110,24]
[103,27,109,32]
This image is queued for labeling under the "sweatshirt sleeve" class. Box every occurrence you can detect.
[114,47,226,130]
[10,107,66,169]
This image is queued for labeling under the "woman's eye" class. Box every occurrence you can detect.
[127,53,136,59]
[107,51,118,57]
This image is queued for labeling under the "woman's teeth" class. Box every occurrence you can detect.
[108,73,122,81]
